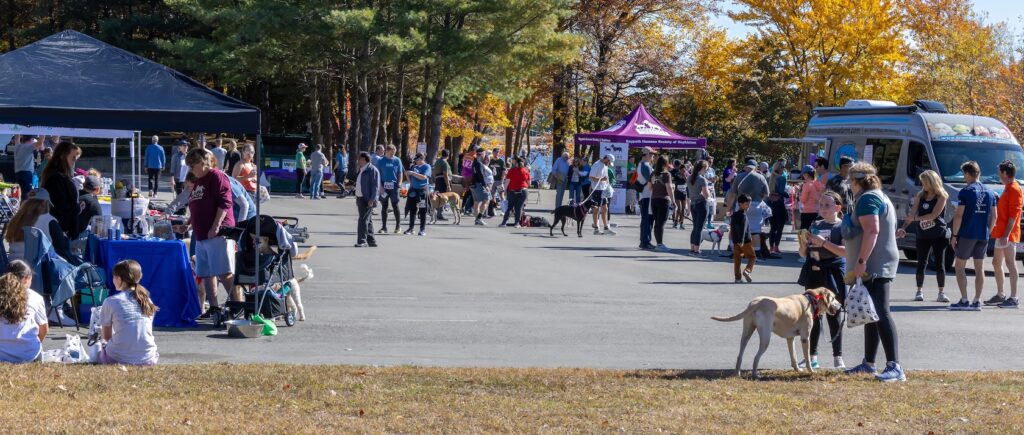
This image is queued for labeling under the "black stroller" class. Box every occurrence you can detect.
[213,215,298,329]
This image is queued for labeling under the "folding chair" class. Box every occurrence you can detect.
[24,227,100,331]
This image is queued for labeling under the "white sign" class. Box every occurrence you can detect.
[416,142,426,155]
[282,159,297,172]
[862,145,874,165]
[601,142,629,214]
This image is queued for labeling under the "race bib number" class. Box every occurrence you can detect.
[676,185,687,193]
[384,182,395,190]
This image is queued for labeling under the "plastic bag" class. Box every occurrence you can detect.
[846,278,879,328]
[50,334,91,363]
[251,314,278,336]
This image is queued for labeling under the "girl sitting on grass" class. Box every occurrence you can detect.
[0,260,47,363]
[99,260,159,366]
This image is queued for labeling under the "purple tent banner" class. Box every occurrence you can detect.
[574,104,707,149]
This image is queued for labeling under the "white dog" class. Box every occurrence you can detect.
[701,224,730,254]
[276,263,314,321]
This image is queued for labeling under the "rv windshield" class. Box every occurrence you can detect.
[933,140,1024,184]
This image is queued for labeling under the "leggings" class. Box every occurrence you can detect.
[651,198,670,244]
[806,263,846,357]
[380,189,400,229]
[864,278,899,364]
[295,168,307,194]
[768,199,787,247]
[915,236,948,288]
[405,190,428,232]
[799,213,818,230]
[501,189,527,226]
[689,200,708,246]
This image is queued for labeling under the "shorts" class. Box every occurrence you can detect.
[471,184,491,203]
[674,190,688,201]
[747,200,765,233]
[955,238,987,260]
[594,195,609,207]
[195,236,237,277]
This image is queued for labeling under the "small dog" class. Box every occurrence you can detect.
[275,264,313,321]
[712,287,842,378]
[701,224,730,254]
[550,199,597,237]
[430,191,462,225]
[293,245,318,261]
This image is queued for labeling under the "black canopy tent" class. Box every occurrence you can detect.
[0,30,269,301]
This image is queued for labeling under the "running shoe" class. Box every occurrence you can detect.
[968,301,982,311]
[594,228,602,235]
[998,297,1019,309]
[914,290,924,302]
[797,358,820,369]
[949,300,971,311]
[378,228,388,234]
[655,244,670,252]
[984,294,1007,306]
[604,227,616,235]
[742,270,753,283]
[844,361,877,375]
[875,362,907,383]
[834,356,846,369]
[354,242,368,248]
[394,227,401,234]
[734,279,743,284]
[198,308,218,320]
[418,230,426,236]
[937,292,950,303]
[403,229,414,235]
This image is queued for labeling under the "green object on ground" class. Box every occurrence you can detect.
[251,314,278,336]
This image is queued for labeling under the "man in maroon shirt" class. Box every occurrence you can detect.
[185,148,237,318]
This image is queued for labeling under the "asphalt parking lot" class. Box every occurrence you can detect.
[51,190,1024,370]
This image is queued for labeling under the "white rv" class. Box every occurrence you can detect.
[792,100,1024,263]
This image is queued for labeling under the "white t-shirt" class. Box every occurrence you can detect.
[0,288,46,363]
[482,165,495,186]
[100,292,158,365]
[590,161,609,191]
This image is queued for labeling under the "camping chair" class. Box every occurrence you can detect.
[24,227,103,331]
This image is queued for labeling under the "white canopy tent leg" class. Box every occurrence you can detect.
[110,139,116,195]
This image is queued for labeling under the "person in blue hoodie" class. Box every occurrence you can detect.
[145,135,166,198]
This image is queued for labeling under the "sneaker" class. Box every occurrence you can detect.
[734,279,743,284]
[798,358,820,369]
[844,361,877,375]
[998,297,1019,309]
[968,300,982,311]
[354,242,368,247]
[295,194,304,198]
[937,292,950,303]
[834,356,846,369]
[875,362,907,383]
[914,290,924,302]
[984,294,1007,306]
[403,229,414,235]
[742,270,753,283]
[378,228,388,234]
[679,224,686,230]
[949,299,971,311]
[476,219,487,226]
[604,228,616,236]
[198,308,218,320]
[418,230,426,236]
[594,229,602,235]
[394,227,401,234]
[655,244,670,252]
[639,244,656,250]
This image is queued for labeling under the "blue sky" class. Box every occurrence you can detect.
[713,0,1024,39]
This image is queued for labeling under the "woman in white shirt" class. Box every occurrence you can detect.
[0,260,47,363]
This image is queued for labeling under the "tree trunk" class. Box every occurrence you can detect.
[320,78,335,148]
[417,65,432,144]
[377,70,389,148]
[425,77,446,165]
[259,80,271,134]
[337,76,347,147]
[309,75,323,146]
[391,63,406,156]
[346,78,359,174]
[551,67,569,164]
[504,102,515,158]
[370,76,382,147]
[358,69,371,153]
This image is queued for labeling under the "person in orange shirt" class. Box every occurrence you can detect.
[987,160,1022,308]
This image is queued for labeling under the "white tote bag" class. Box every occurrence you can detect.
[846,278,879,328]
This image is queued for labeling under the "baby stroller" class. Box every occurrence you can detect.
[214,215,298,329]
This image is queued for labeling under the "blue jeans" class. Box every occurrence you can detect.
[568,182,582,204]
[639,197,653,247]
[15,171,32,200]
[309,170,324,199]
[554,175,567,207]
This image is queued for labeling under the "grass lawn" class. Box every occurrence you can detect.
[1,365,1021,433]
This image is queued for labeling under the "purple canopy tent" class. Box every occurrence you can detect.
[574,104,706,149]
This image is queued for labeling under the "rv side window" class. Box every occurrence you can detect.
[867,138,902,185]
[907,141,931,184]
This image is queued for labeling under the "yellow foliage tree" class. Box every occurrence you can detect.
[731,0,907,110]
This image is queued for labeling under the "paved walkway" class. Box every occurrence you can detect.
[57,191,1024,370]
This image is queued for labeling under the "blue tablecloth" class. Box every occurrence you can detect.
[88,237,200,327]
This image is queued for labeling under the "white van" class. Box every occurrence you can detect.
[789,100,1024,264]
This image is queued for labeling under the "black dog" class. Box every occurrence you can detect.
[550,199,597,237]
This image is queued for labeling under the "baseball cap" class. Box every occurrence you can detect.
[641,147,656,155]
[84,175,102,191]
[298,143,308,149]
[758,162,769,171]
[745,159,757,167]
[27,188,53,205]
[604,154,616,163]
[802,164,815,174]
[839,156,854,166]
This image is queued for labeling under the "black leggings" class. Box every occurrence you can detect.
[381,189,400,229]
[799,213,818,230]
[651,198,670,244]
[864,278,899,364]
[405,191,428,232]
[915,236,948,288]
[690,200,708,246]
[768,199,787,247]
[501,189,527,226]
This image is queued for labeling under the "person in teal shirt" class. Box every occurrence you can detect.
[374,145,405,233]
[403,153,432,236]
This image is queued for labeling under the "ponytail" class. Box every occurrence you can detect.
[112,260,158,317]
